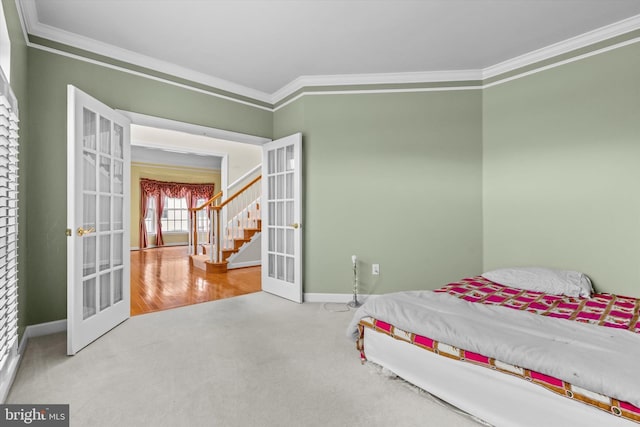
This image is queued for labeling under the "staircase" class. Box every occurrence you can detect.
[189,173,262,273]
[194,217,261,271]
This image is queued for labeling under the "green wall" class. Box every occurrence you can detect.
[26,48,272,325]
[12,8,640,327]
[483,42,640,295]
[2,0,28,337]
[274,91,484,295]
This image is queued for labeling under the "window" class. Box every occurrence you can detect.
[144,196,208,236]
[162,197,188,232]
[138,178,214,249]
[195,198,208,232]
[0,63,18,373]
[144,196,156,234]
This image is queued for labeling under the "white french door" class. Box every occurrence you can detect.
[261,133,303,302]
[67,86,130,355]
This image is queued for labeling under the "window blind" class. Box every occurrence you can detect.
[0,68,18,372]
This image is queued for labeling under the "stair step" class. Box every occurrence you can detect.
[191,255,229,273]
[222,248,239,260]
[205,260,228,273]
[243,228,260,240]
[234,238,250,250]
[190,254,209,271]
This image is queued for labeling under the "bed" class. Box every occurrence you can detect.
[347,269,640,427]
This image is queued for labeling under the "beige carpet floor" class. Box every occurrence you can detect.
[9,292,484,427]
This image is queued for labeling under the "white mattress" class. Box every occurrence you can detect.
[363,327,637,427]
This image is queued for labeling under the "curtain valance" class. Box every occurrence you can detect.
[139,178,215,199]
[139,178,215,248]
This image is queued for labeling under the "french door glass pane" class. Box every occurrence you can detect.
[113,196,123,230]
[268,202,275,226]
[268,150,275,174]
[113,160,123,194]
[99,117,111,154]
[276,175,283,199]
[285,173,293,198]
[83,152,96,191]
[268,230,275,251]
[276,148,284,173]
[99,195,110,231]
[276,228,283,253]
[99,155,111,193]
[286,257,294,283]
[276,202,283,226]
[83,278,96,319]
[99,235,110,271]
[99,272,111,310]
[113,269,123,303]
[277,255,284,280]
[268,254,275,278]
[268,176,275,199]
[83,108,96,150]
[286,201,293,226]
[286,229,293,255]
[114,124,123,159]
[83,235,96,276]
[113,232,123,267]
[285,145,294,171]
[83,194,96,230]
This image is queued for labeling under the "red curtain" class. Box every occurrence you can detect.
[139,178,215,248]
[155,192,165,246]
[139,185,149,249]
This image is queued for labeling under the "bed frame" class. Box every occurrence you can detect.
[363,327,636,427]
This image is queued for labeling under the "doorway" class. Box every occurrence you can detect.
[124,113,267,315]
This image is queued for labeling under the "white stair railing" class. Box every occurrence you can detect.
[223,182,261,250]
[190,174,262,265]
[188,191,223,256]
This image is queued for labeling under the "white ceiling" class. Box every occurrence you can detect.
[21,0,640,103]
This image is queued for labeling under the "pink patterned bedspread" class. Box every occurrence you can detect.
[434,276,640,333]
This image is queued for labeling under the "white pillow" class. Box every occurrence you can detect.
[481,267,593,298]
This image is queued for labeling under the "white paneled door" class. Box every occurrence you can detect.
[67,86,130,355]
[261,133,303,303]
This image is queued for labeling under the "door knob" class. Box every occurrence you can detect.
[77,227,95,236]
[289,223,300,229]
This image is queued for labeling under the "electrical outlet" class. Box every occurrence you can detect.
[372,264,380,275]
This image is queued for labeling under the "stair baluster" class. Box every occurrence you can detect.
[189,174,262,273]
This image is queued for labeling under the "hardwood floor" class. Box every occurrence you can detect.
[130,246,261,316]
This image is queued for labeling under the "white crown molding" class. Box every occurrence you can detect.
[17,0,273,104]
[270,69,482,104]
[16,0,640,106]
[273,85,482,112]
[483,13,640,79]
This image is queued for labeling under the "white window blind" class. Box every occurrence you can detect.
[0,67,19,372]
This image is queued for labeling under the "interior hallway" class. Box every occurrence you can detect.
[130,246,261,315]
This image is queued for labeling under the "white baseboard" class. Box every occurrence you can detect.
[131,242,189,251]
[0,320,66,403]
[0,341,20,403]
[18,319,67,355]
[303,293,378,303]
[227,260,261,269]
